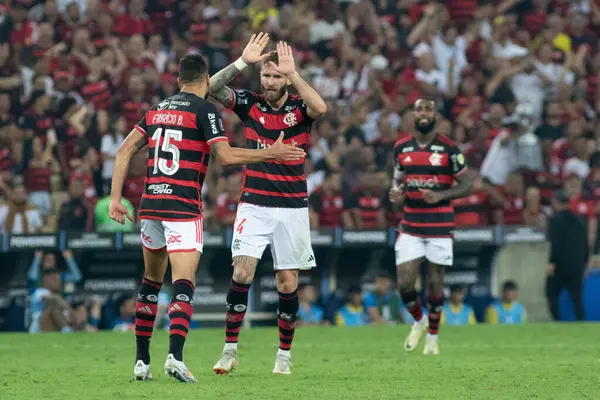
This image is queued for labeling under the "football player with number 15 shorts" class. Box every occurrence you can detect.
[389,97,472,356]
[208,36,327,375]
[108,52,304,383]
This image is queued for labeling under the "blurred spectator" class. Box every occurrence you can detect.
[297,284,325,326]
[111,295,135,332]
[29,267,73,333]
[494,171,525,225]
[546,189,587,321]
[563,135,591,180]
[24,136,59,215]
[363,272,401,325]
[522,186,550,228]
[335,285,368,327]
[454,171,501,226]
[564,174,597,253]
[441,284,476,326]
[214,172,242,228]
[485,280,527,324]
[27,249,82,296]
[343,171,386,229]
[58,179,92,232]
[309,171,348,228]
[100,115,126,193]
[95,192,135,232]
[0,183,43,233]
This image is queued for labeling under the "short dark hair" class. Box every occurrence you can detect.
[503,280,518,292]
[348,284,362,296]
[376,271,393,281]
[450,284,464,294]
[178,54,208,84]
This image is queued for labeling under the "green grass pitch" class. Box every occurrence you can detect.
[1,324,599,399]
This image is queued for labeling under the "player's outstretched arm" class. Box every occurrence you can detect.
[109,128,145,224]
[208,32,271,108]
[268,41,327,119]
[210,131,305,166]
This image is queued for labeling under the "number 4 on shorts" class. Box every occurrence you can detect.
[235,218,247,235]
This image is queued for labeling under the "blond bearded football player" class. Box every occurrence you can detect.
[390,97,472,355]
[207,38,327,375]
[108,50,304,384]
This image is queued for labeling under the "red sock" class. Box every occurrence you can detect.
[400,288,424,322]
[427,295,444,335]
[135,277,162,364]
[168,279,194,361]
[277,290,298,351]
[225,280,250,344]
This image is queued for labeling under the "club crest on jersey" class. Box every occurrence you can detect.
[429,153,442,166]
[283,112,297,127]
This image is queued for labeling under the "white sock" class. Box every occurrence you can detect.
[426,333,438,341]
[224,343,237,352]
[277,349,291,358]
[416,316,426,325]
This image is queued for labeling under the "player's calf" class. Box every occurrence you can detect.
[168,279,194,362]
[135,277,162,365]
[273,271,299,374]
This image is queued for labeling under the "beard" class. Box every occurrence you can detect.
[262,85,286,103]
[414,116,436,134]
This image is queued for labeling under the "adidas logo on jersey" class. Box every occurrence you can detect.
[307,255,315,262]
[404,156,412,163]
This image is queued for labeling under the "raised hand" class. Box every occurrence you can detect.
[241,32,271,64]
[268,41,296,77]
[268,131,306,162]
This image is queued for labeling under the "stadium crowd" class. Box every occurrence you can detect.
[0,0,598,331]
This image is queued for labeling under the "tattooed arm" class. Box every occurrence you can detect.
[207,64,241,108]
[437,169,473,201]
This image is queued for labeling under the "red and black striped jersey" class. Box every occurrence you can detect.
[394,134,468,237]
[229,89,313,208]
[135,92,228,221]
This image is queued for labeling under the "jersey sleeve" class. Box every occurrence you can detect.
[229,89,259,121]
[449,144,468,177]
[134,112,148,136]
[298,98,314,121]
[197,102,229,146]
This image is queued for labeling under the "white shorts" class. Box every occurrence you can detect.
[394,233,453,266]
[140,218,203,253]
[231,203,316,270]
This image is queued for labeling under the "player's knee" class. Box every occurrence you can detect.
[276,270,298,294]
[232,263,255,285]
[397,265,417,290]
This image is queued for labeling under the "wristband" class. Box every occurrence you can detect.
[234,57,248,71]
